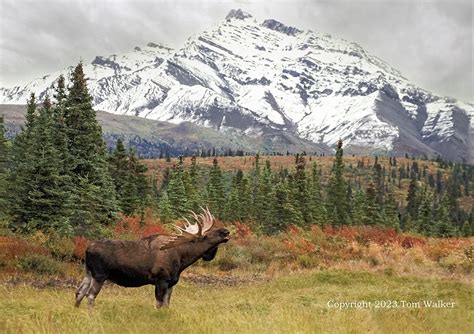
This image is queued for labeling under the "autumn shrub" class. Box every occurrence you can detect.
[399,235,426,249]
[0,236,48,261]
[114,213,168,239]
[234,221,254,239]
[73,236,90,260]
[46,235,75,261]
[18,255,63,276]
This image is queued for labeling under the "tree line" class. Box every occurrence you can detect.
[0,63,148,236]
[0,62,472,238]
[154,142,473,237]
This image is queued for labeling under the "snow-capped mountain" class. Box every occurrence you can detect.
[1,9,473,162]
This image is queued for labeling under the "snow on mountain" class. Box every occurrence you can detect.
[1,9,472,161]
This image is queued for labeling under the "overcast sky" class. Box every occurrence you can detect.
[0,0,472,101]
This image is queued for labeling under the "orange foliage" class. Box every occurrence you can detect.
[0,236,48,260]
[115,211,168,239]
[142,225,168,237]
[72,236,90,260]
[234,221,253,239]
[287,224,301,235]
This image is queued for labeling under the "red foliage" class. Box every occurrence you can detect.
[284,236,316,255]
[142,224,168,237]
[399,235,426,249]
[115,212,168,239]
[322,224,336,236]
[72,236,90,260]
[0,236,48,260]
[356,226,399,245]
[234,222,253,239]
[310,225,324,237]
[287,224,301,235]
[114,215,142,236]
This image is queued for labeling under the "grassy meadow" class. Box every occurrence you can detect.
[1,270,472,334]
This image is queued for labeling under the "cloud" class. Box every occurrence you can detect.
[0,0,472,101]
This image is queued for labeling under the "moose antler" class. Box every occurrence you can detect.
[160,207,217,250]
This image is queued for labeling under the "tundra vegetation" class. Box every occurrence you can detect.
[0,63,473,333]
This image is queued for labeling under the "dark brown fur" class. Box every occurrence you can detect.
[75,227,229,308]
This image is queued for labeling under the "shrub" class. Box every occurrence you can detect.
[73,236,90,260]
[142,224,168,237]
[297,254,319,269]
[47,236,75,261]
[18,255,63,276]
[234,222,253,239]
[0,236,48,261]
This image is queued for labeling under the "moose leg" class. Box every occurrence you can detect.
[87,278,104,307]
[75,272,92,307]
[155,283,170,309]
[163,287,173,307]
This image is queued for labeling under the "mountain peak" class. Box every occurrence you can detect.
[262,19,302,36]
[225,9,252,21]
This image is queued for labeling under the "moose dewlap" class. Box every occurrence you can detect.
[75,208,230,308]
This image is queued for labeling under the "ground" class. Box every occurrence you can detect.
[1,270,472,334]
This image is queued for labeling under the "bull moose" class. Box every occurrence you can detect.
[75,208,230,308]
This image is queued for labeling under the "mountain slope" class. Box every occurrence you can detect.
[1,9,472,162]
[1,104,329,157]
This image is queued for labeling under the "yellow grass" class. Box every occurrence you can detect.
[1,270,472,334]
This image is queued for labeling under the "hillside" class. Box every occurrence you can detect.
[1,9,472,162]
[0,104,329,157]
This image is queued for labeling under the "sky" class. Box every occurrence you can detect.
[0,0,472,101]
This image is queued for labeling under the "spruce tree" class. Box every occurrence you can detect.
[435,194,456,237]
[158,191,173,224]
[270,179,301,234]
[64,62,117,231]
[8,93,38,230]
[418,188,434,235]
[309,162,326,225]
[293,155,312,224]
[236,171,252,221]
[206,158,225,218]
[0,115,9,221]
[326,140,349,226]
[352,190,369,225]
[109,138,128,212]
[122,148,149,216]
[167,164,189,219]
[256,160,274,229]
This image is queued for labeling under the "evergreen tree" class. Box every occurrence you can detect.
[365,182,384,225]
[256,160,275,229]
[435,194,456,237]
[64,63,117,231]
[326,140,349,226]
[122,148,149,217]
[109,139,128,212]
[167,163,189,219]
[206,158,226,218]
[406,176,420,221]
[308,162,326,225]
[8,93,38,230]
[417,188,434,235]
[269,179,301,234]
[236,171,252,221]
[352,190,369,225]
[0,115,7,173]
[0,115,9,220]
[158,191,173,224]
[384,193,400,229]
[293,155,312,224]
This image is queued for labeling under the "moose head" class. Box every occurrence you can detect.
[161,208,230,262]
